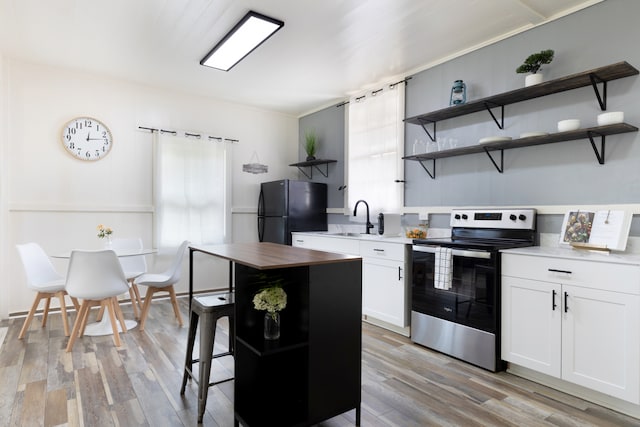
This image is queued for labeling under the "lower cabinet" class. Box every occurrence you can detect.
[292,233,410,329]
[502,252,640,404]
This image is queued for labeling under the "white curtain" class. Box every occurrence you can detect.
[347,83,405,218]
[154,133,231,248]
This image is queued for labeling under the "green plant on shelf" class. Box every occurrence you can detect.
[516,49,554,74]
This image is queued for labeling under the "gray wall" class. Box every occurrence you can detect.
[300,0,640,235]
[404,0,640,207]
[298,104,346,209]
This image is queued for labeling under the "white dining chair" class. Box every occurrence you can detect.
[110,237,146,318]
[135,240,189,331]
[16,243,80,339]
[65,250,131,351]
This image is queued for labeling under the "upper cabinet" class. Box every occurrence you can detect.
[404,62,639,178]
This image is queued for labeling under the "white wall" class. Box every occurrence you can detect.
[0,56,299,318]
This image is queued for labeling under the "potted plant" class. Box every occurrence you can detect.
[304,129,317,161]
[516,49,554,87]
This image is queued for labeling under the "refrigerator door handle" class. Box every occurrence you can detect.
[257,216,265,242]
[257,188,265,216]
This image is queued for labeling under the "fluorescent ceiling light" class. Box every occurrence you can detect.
[201,11,284,72]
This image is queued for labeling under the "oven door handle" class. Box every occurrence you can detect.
[412,245,492,259]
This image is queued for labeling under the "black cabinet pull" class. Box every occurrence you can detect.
[564,291,569,313]
[398,266,403,280]
[548,268,572,274]
[552,289,557,311]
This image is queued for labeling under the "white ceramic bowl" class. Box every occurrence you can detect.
[557,119,581,132]
[597,111,624,126]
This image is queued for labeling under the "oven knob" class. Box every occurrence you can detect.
[509,214,517,221]
[519,214,527,221]
[461,214,468,220]
[454,214,461,220]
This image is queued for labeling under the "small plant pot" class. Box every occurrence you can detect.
[525,73,544,87]
[306,155,316,162]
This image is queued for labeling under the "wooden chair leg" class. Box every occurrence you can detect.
[96,304,105,322]
[106,299,121,347]
[131,283,144,317]
[69,296,80,311]
[113,297,127,334]
[19,292,47,339]
[139,287,157,332]
[66,302,90,352]
[78,301,96,337]
[168,286,184,327]
[57,291,71,337]
[42,296,52,328]
[128,286,140,319]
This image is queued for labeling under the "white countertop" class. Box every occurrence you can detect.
[292,231,413,245]
[501,245,640,266]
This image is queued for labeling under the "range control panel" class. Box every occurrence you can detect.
[449,209,536,230]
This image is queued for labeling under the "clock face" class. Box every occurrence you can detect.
[61,117,113,161]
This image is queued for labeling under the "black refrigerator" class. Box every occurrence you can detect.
[258,179,328,245]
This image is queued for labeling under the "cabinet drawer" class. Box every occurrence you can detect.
[360,240,406,261]
[502,253,640,294]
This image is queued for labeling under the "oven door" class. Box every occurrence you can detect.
[411,245,498,333]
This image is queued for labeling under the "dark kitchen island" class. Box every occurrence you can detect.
[189,242,363,427]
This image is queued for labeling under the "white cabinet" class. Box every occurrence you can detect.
[292,233,410,331]
[502,252,640,404]
[360,241,409,327]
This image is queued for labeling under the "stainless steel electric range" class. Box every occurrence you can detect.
[411,208,536,371]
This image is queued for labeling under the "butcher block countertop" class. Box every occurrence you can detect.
[190,242,361,270]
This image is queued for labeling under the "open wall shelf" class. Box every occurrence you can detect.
[403,61,639,178]
[289,159,337,178]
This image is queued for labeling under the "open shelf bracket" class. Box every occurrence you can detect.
[417,118,436,142]
[295,163,330,179]
[586,131,606,164]
[589,73,607,110]
[484,102,504,129]
[418,158,436,179]
[483,148,504,173]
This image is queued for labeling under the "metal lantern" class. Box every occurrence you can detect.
[449,79,466,105]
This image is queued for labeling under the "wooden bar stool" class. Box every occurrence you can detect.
[180,292,235,423]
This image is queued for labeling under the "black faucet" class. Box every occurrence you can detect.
[353,200,374,234]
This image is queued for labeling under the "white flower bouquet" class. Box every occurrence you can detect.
[253,285,287,315]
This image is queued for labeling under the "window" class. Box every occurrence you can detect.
[347,83,405,217]
[154,133,231,248]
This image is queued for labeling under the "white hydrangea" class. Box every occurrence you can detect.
[253,286,287,314]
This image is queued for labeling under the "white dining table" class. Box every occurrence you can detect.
[51,248,156,336]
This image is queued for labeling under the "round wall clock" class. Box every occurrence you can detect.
[61,117,113,161]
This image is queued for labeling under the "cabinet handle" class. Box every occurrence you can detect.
[548,268,572,274]
[295,239,304,243]
[564,291,569,313]
[398,266,403,280]
[552,289,557,311]
[373,248,385,253]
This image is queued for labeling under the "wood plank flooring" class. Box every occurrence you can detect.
[1,297,639,426]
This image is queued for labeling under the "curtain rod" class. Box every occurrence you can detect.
[336,76,412,108]
[137,126,238,143]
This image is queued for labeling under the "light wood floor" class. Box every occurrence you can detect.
[1,297,639,427]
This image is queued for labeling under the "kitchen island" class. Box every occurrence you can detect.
[189,242,363,427]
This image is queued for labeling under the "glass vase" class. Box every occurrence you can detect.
[104,235,113,249]
[264,311,280,340]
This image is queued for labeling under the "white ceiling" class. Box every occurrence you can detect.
[0,0,602,117]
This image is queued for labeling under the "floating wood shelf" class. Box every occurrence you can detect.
[289,158,337,178]
[403,123,638,178]
[403,61,639,179]
[405,61,639,141]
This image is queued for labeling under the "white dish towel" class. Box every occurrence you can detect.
[434,247,453,290]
